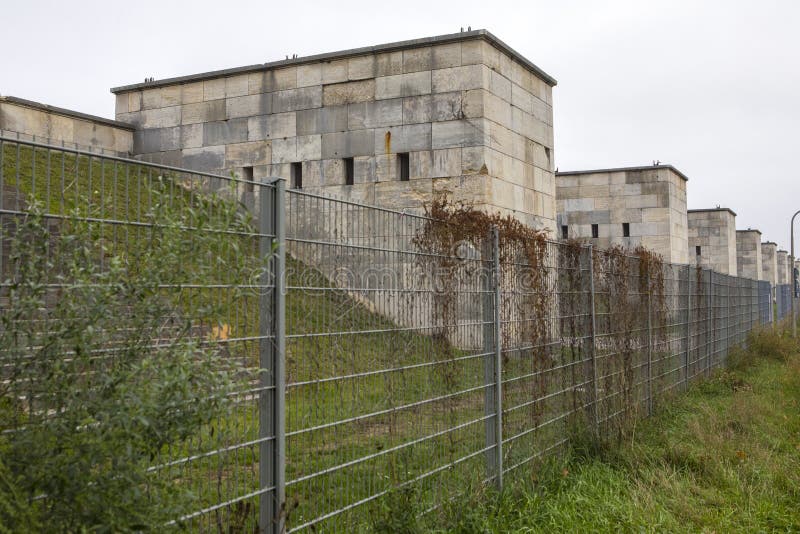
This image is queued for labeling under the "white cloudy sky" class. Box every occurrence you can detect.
[2,0,799,250]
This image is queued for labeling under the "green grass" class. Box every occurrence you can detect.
[420,326,800,533]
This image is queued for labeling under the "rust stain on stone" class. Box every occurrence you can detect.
[384,131,391,154]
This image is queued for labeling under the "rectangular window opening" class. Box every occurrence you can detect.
[242,166,254,193]
[344,157,355,186]
[398,153,410,182]
[561,225,568,239]
[591,224,599,239]
[291,162,303,189]
[622,222,630,237]
[696,245,702,256]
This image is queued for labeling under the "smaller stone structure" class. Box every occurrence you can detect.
[688,208,737,275]
[777,250,789,285]
[0,96,133,154]
[735,229,762,280]
[555,165,688,264]
[761,242,778,288]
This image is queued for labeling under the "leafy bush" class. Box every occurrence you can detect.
[0,184,262,532]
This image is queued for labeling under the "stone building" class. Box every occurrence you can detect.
[687,208,737,275]
[555,165,689,264]
[777,250,789,285]
[110,29,558,232]
[761,242,778,288]
[735,229,762,280]
[0,96,133,155]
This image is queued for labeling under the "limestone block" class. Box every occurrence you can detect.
[226,93,271,119]
[203,79,226,101]
[460,40,483,66]
[410,150,433,179]
[272,86,322,113]
[432,43,461,69]
[489,70,512,102]
[432,119,488,149]
[134,127,180,153]
[433,174,489,204]
[182,145,225,170]
[115,111,141,128]
[323,79,376,106]
[432,92,464,121]
[321,129,375,158]
[432,64,488,93]
[403,47,432,73]
[141,106,181,129]
[323,60,348,84]
[374,179,433,209]
[484,91,512,128]
[113,130,133,154]
[563,198,594,211]
[115,93,128,114]
[375,72,432,100]
[225,75,249,98]
[225,141,271,167]
[142,88,162,110]
[531,96,551,125]
[297,64,323,88]
[511,84,532,114]
[181,124,203,149]
[376,123,432,153]
[348,55,376,80]
[161,85,182,107]
[461,89,484,118]
[374,153,397,182]
[354,155,376,184]
[296,106,348,135]
[248,112,296,141]
[182,82,204,104]
[203,118,248,146]
[402,95,432,124]
[322,158,345,185]
[49,115,74,143]
[348,99,403,129]
[314,183,375,204]
[271,138,297,164]
[297,134,321,161]
[182,100,225,125]
[248,68,296,94]
[431,148,461,178]
[376,51,403,76]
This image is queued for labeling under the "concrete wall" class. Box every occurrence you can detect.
[777,250,789,285]
[761,242,778,286]
[111,30,558,233]
[687,208,737,275]
[0,96,133,154]
[555,165,689,264]
[736,230,762,280]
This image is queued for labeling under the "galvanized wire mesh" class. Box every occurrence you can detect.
[0,135,782,533]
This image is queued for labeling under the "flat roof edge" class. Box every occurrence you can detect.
[556,164,689,182]
[688,207,737,217]
[110,29,557,94]
[736,229,762,235]
[0,96,135,131]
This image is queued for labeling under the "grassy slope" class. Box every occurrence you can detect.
[424,327,800,533]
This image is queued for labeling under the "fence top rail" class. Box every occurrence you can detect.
[0,134,270,190]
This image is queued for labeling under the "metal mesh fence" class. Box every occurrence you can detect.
[0,135,783,532]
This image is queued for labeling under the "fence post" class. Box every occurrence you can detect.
[707,269,713,377]
[685,264,691,390]
[483,226,502,490]
[259,179,286,534]
[587,245,599,435]
[646,270,653,416]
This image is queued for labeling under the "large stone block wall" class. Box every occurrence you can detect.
[688,209,737,275]
[0,96,133,154]
[761,242,778,286]
[555,166,689,264]
[111,31,557,233]
[735,230,762,280]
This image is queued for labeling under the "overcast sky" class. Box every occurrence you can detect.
[2,0,799,251]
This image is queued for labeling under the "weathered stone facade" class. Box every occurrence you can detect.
[0,96,133,154]
[555,165,689,264]
[761,242,778,287]
[735,229,762,281]
[777,250,789,285]
[110,30,558,233]
[687,208,737,275]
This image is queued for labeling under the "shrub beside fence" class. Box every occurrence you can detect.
[0,135,789,532]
